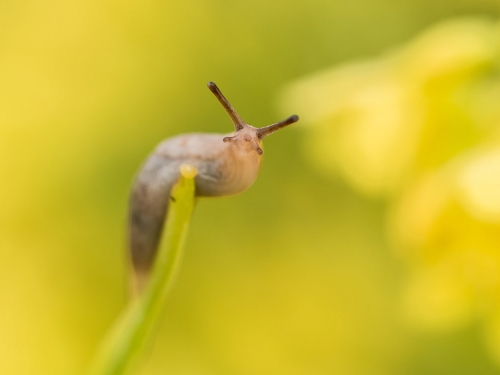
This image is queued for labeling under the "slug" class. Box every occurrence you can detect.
[128,82,299,291]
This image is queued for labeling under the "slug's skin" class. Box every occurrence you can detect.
[129,132,262,277]
[128,82,298,291]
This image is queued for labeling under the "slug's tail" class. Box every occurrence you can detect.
[128,154,180,294]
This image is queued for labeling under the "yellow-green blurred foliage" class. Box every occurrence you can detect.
[1,0,500,374]
[282,15,500,371]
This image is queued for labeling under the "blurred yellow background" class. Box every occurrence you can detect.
[1,0,499,374]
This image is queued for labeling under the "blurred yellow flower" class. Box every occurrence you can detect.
[281,18,498,197]
[391,145,500,323]
[457,147,500,223]
[281,16,500,365]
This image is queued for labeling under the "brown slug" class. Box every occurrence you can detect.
[128,82,299,291]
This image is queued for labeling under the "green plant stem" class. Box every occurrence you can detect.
[88,172,196,375]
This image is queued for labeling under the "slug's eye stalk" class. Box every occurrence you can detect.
[208,82,246,131]
[256,114,299,139]
[208,81,299,140]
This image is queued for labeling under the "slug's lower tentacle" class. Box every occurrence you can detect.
[128,154,182,293]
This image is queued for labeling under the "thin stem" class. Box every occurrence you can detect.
[88,167,197,375]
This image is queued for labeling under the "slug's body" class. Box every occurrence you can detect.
[129,82,298,290]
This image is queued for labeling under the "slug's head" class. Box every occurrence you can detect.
[207,81,299,155]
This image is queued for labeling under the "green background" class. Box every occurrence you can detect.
[0,0,498,374]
